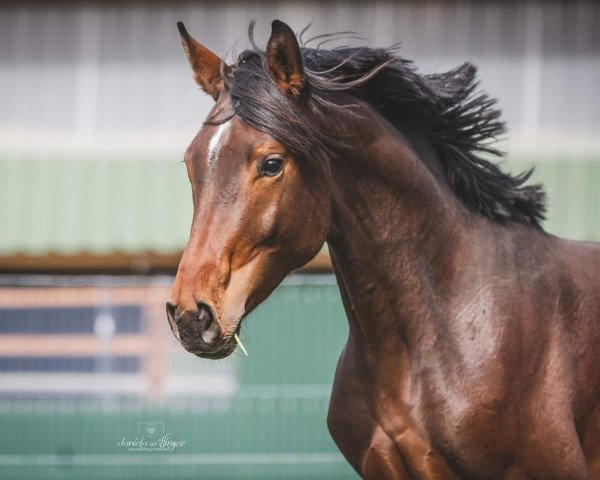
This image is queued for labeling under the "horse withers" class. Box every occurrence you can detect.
[166,20,600,479]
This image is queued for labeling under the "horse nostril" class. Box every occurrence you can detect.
[194,302,215,333]
[166,301,178,321]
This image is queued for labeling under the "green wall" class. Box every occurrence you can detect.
[1,157,599,256]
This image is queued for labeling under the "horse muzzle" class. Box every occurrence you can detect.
[166,301,237,359]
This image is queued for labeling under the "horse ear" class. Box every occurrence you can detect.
[177,22,230,101]
[266,20,306,97]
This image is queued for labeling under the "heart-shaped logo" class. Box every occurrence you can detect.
[147,426,156,435]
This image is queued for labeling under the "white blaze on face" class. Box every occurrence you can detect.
[207,120,231,167]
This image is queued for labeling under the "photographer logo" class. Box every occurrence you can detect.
[117,421,186,452]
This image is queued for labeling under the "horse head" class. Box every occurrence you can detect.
[167,21,330,358]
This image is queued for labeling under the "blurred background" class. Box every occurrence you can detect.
[0,1,599,479]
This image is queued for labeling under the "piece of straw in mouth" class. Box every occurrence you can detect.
[234,333,248,356]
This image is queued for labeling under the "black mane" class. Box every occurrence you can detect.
[225,27,546,227]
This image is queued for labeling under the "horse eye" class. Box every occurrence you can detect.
[260,157,284,177]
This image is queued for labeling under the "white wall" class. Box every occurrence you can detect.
[1,1,599,160]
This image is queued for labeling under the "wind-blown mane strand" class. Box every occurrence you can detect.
[226,25,546,227]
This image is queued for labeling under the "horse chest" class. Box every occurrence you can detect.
[328,345,514,479]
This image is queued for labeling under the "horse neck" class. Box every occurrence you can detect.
[326,111,470,353]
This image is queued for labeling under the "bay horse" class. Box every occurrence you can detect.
[166,20,600,479]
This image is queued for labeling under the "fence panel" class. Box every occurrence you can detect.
[0,275,357,480]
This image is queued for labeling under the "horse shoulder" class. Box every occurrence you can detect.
[329,340,462,478]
